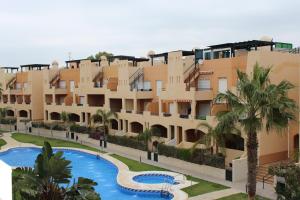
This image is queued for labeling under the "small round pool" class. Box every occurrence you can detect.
[133,174,178,185]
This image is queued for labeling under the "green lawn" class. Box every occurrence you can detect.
[218,193,270,200]
[0,139,6,148]
[111,154,228,197]
[11,133,104,153]
[111,154,167,171]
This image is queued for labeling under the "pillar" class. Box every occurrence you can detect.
[190,100,196,119]
[158,99,162,115]
[182,129,187,142]
[122,98,126,111]
[175,126,178,144]
[133,99,137,114]
[52,94,55,105]
[167,126,171,140]
[123,119,126,132]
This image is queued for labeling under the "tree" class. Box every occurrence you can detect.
[138,127,160,152]
[269,163,300,200]
[0,83,3,96]
[13,141,101,200]
[92,109,118,146]
[214,63,296,200]
[194,123,227,154]
[87,51,113,60]
[60,111,71,132]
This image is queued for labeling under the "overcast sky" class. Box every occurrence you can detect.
[0,0,299,67]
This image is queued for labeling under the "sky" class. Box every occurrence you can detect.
[0,0,299,67]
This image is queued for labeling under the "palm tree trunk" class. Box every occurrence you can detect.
[247,131,258,200]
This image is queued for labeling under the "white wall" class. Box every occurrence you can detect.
[232,157,247,183]
[0,160,12,200]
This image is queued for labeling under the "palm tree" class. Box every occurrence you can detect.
[194,122,241,155]
[60,111,71,131]
[13,141,100,200]
[139,128,154,152]
[92,109,118,147]
[214,64,296,200]
[139,127,160,152]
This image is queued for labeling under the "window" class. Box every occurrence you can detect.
[59,80,66,89]
[218,78,227,93]
[70,81,75,92]
[143,81,151,91]
[79,96,85,105]
[198,79,211,90]
[16,83,21,89]
[23,82,28,89]
[156,80,162,96]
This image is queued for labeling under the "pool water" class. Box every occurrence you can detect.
[0,147,173,200]
[133,174,177,185]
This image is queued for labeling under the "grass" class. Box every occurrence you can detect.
[11,133,104,153]
[111,154,167,171]
[217,193,271,200]
[0,139,7,148]
[111,154,228,197]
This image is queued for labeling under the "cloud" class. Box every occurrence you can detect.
[0,0,299,66]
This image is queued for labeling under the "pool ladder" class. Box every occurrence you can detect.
[160,177,172,198]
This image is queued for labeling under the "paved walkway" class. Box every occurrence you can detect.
[0,129,277,200]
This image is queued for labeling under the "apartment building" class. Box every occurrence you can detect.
[1,39,300,167]
[0,64,47,122]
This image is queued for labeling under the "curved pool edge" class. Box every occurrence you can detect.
[0,145,189,200]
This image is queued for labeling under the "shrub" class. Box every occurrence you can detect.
[107,135,147,151]
[0,118,17,124]
[157,143,225,169]
[32,122,65,131]
[70,124,90,134]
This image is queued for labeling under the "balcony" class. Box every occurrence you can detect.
[195,88,213,100]
[9,88,22,95]
[53,87,67,94]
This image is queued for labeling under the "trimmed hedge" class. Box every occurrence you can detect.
[70,124,90,134]
[157,143,225,169]
[107,135,147,151]
[31,122,65,131]
[0,118,17,124]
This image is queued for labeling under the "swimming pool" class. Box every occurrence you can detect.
[0,147,173,200]
[133,174,177,185]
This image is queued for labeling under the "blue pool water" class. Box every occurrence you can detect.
[0,147,173,200]
[133,174,177,185]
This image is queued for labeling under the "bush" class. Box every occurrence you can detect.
[107,135,147,151]
[157,143,225,169]
[89,131,103,140]
[31,122,65,131]
[70,124,90,134]
[0,118,17,124]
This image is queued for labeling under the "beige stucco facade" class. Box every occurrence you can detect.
[1,41,300,168]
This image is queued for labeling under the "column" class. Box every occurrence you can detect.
[167,126,171,140]
[174,101,179,117]
[133,99,137,114]
[122,98,126,112]
[182,128,187,142]
[190,100,196,119]
[175,126,178,144]
[158,99,162,116]
[123,119,126,132]
[52,94,55,105]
